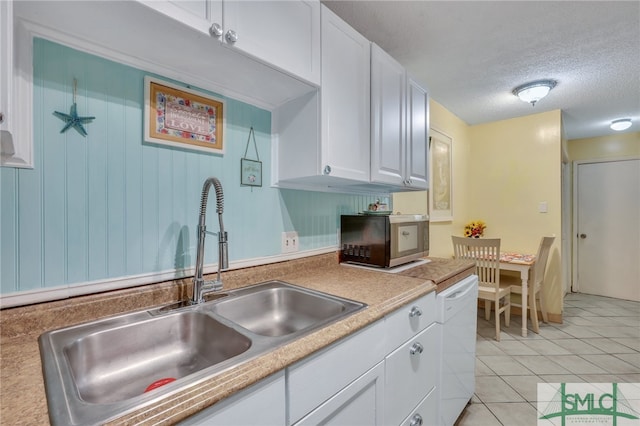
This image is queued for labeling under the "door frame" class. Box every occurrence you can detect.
[571,156,640,293]
[562,161,571,294]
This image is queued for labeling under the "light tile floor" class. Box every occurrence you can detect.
[455,292,640,426]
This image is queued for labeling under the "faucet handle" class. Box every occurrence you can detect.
[219,240,229,270]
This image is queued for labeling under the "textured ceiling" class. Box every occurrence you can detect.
[322,1,640,140]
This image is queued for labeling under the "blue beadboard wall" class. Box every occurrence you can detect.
[0,38,384,296]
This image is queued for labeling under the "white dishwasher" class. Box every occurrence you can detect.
[436,274,478,426]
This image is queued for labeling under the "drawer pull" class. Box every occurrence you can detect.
[409,413,423,426]
[410,342,424,355]
[409,306,422,318]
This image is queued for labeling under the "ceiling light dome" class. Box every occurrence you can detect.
[610,118,632,131]
[512,80,557,106]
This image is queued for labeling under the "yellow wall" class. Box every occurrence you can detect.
[469,110,563,315]
[395,106,564,316]
[393,99,472,258]
[568,132,640,161]
[468,111,562,247]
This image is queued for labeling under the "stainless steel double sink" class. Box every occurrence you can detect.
[39,281,366,425]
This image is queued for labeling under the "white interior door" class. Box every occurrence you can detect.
[575,159,640,301]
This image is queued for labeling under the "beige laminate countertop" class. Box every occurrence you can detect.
[0,253,474,425]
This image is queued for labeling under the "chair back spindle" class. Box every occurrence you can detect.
[452,235,507,341]
[452,236,501,290]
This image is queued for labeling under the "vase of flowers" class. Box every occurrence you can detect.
[464,220,486,238]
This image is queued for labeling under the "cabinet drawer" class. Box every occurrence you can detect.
[384,291,436,353]
[288,320,386,424]
[400,386,439,426]
[384,323,439,426]
[178,371,285,425]
[294,361,385,426]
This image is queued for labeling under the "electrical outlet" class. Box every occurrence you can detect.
[282,231,299,253]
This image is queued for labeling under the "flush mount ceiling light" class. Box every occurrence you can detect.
[610,118,632,131]
[512,79,557,106]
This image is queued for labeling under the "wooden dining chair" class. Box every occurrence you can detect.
[502,236,555,333]
[452,236,510,341]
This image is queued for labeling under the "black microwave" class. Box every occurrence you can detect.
[339,214,429,268]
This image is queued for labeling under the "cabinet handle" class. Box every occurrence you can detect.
[323,165,332,175]
[409,306,422,318]
[409,413,423,426]
[410,342,424,355]
[209,23,223,37]
[225,30,238,43]
[0,112,4,124]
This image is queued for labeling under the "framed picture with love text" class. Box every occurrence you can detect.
[144,76,225,154]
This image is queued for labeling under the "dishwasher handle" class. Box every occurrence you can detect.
[446,290,462,299]
[444,280,477,301]
[437,275,479,323]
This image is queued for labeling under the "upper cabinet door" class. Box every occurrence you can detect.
[320,6,370,182]
[1,0,33,168]
[223,0,321,86]
[139,0,319,86]
[371,43,406,187]
[138,0,222,35]
[0,0,12,138]
[406,75,429,190]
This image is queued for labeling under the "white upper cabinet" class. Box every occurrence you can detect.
[320,5,371,182]
[273,5,370,190]
[0,0,13,164]
[371,43,405,186]
[406,75,429,189]
[1,0,32,168]
[13,1,318,110]
[371,44,429,190]
[142,0,320,86]
[222,1,320,86]
[138,0,220,34]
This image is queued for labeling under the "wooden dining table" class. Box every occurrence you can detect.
[499,252,536,337]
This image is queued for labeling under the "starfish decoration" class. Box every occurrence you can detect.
[53,78,95,137]
[53,103,95,137]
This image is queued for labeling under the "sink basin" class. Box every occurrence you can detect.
[39,280,365,425]
[211,281,365,337]
[65,311,251,404]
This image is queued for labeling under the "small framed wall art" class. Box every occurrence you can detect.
[144,76,225,154]
[240,127,262,187]
[429,128,454,222]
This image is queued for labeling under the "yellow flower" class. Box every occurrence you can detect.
[464,220,486,237]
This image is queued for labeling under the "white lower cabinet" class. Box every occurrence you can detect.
[400,386,439,426]
[294,361,385,425]
[182,291,442,425]
[178,371,285,425]
[288,320,387,424]
[384,323,439,426]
